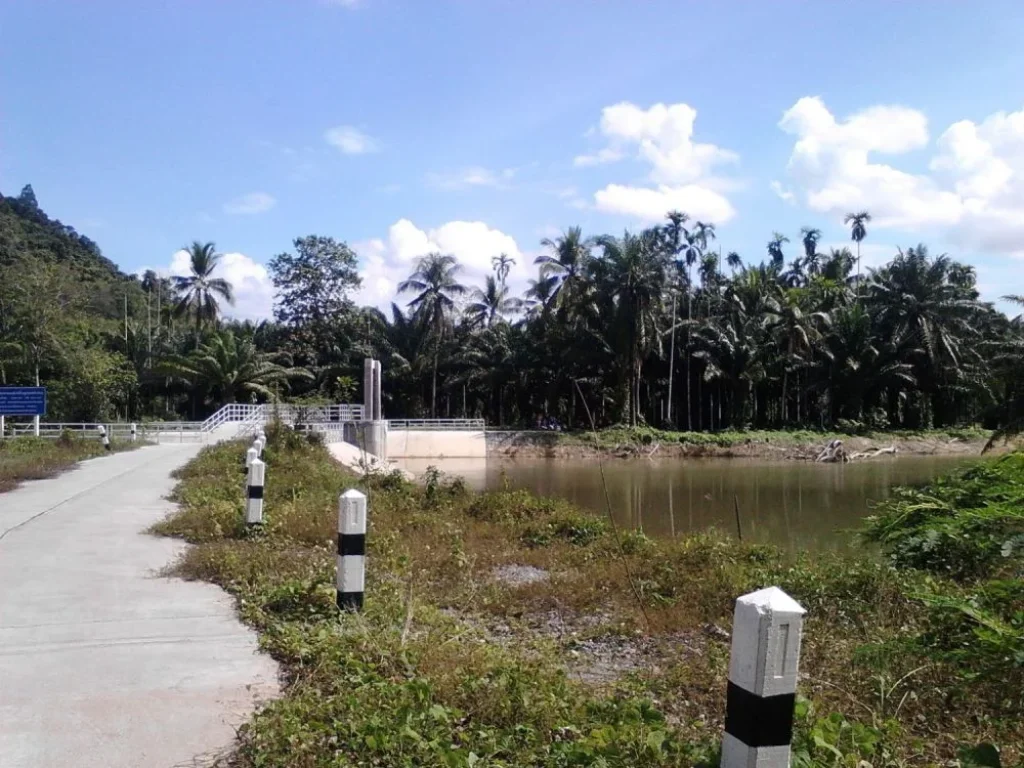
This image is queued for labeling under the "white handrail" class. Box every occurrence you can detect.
[386,419,485,430]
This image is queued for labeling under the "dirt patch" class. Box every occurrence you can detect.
[492,564,550,586]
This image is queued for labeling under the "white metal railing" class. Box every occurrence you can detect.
[1,402,367,443]
[386,419,485,430]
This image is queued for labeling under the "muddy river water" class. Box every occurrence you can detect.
[393,455,976,550]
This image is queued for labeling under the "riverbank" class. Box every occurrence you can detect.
[487,426,994,460]
[0,434,136,494]
[152,426,1021,766]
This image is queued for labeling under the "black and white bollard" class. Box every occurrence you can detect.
[97,425,111,452]
[722,586,805,768]
[246,457,265,526]
[336,489,367,612]
[252,434,263,457]
[130,423,137,443]
[245,445,258,468]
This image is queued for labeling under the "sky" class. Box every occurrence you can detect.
[3,0,1024,319]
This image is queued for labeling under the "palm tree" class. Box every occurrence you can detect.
[767,233,789,273]
[726,251,742,275]
[160,329,311,408]
[660,211,690,427]
[817,303,916,424]
[173,241,234,331]
[523,276,557,319]
[491,253,515,287]
[593,229,666,426]
[800,227,823,276]
[466,275,519,328]
[867,245,981,426]
[771,291,828,424]
[534,227,592,315]
[398,252,467,416]
[984,296,1024,451]
[844,211,871,297]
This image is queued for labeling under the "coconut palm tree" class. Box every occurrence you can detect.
[491,253,515,287]
[593,229,667,426]
[172,241,235,331]
[398,252,467,416]
[466,275,519,328]
[534,227,592,316]
[844,211,871,297]
[726,251,743,275]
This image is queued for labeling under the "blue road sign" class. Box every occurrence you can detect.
[0,387,47,416]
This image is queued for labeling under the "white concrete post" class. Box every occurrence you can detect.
[97,424,111,451]
[252,434,263,457]
[372,359,383,420]
[245,445,258,468]
[337,489,367,612]
[246,458,265,526]
[0,414,5,439]
[363,358,374,421]
[721,586,806,768]
[130,423,137,443]
[33,414,40,437]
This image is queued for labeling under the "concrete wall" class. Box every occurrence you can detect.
[386,430,486,458]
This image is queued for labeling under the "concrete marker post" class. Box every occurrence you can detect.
[97,425,111,452]
[252,434,263,457]
[246,458,265,526]
[245,445,258,468]
[721,586,806,768]
[130,423,137,443]
[336,489,367,612]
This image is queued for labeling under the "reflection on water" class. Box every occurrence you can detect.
[393,455,976,550]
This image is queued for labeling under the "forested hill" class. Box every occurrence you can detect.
[0,185,149,421]
[0,185,137,316]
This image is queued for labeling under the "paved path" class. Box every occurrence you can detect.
[0,444,279,768]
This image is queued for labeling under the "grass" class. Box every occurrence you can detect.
[152,425,1022,767]
[0,433,136,493]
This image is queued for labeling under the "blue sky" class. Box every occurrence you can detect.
[3,0,1024,318]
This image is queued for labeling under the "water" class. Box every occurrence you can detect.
[393,455,976,549]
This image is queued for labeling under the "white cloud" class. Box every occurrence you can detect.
[426,166,515,190]
[574,147,624,167]
[594,183,734,223]
[770,180,795,204]
[324,125,379,155]
[353,219,528,308]
[779,97,1024,256]
[222,192,276,216]
[165,250,274,321]
[579,101,739,223]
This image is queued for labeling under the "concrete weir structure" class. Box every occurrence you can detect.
[343,358,388,459]
[334,358,486,466]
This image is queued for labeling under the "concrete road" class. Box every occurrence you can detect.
[0,443,279,768]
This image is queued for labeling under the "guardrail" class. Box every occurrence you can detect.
[386,419,485,431]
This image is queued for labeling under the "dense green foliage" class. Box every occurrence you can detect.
[153,434,1023,766]
[864,456,1024,683]
[3,188,1022,438]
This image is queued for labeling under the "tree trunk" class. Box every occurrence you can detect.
[431,339,439,418]
[686,268,692,430]
[667,293,676,426]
